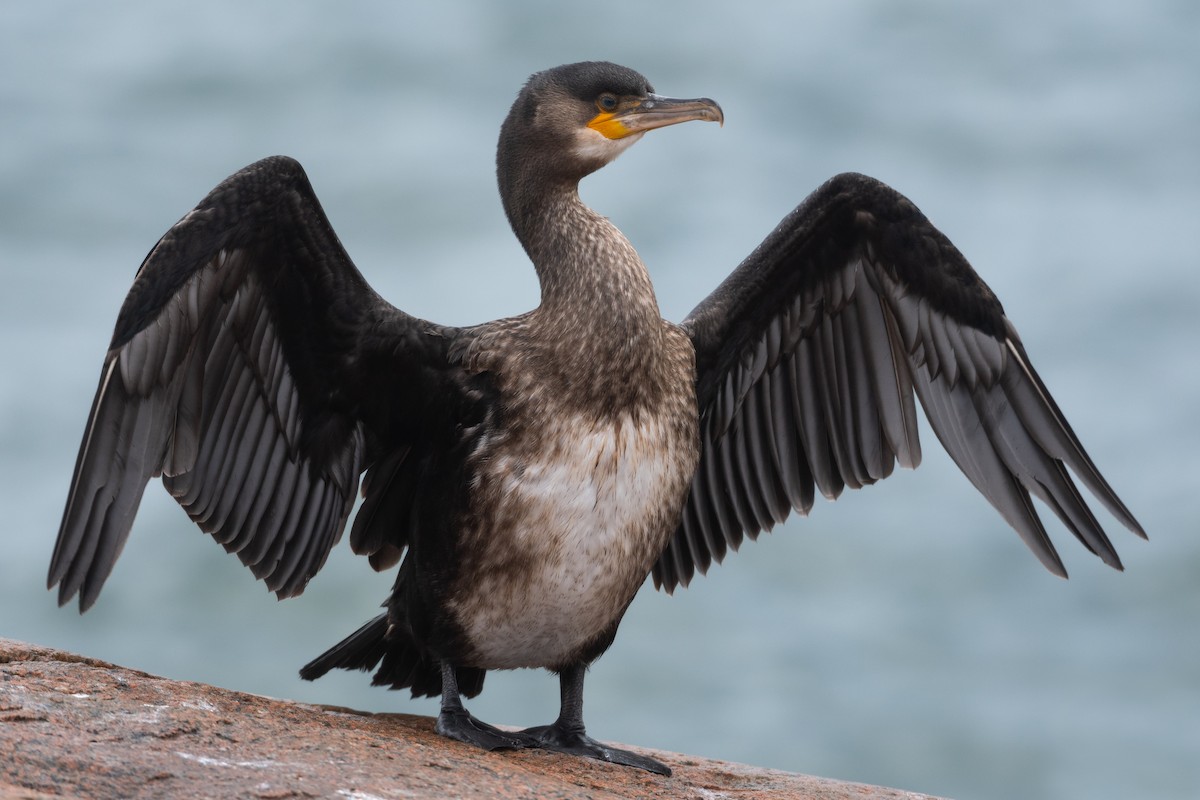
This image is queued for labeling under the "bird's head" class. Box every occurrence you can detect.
[497,62,723,208]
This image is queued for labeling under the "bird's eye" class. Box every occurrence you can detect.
[596,94,619,112]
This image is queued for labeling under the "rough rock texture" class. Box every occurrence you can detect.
[1,638,946,799]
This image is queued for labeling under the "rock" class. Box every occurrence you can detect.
[0,638,945,799]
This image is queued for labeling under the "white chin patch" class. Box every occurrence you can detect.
[572,127,644,163]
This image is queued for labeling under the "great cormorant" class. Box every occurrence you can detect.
[49,61,1145,776]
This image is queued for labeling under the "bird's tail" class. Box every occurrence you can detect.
[299,613,391,680]
[299,612,485,699]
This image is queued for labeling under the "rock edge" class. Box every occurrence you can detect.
[0,638,945,799]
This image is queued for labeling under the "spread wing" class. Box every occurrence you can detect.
[654,172,1145,592]
[49,156,457,611]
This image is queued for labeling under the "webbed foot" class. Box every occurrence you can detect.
[520,722,671,776]
[435,706,533,751]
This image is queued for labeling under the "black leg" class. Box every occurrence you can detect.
[434,661,531,751]
[520,664,671,776]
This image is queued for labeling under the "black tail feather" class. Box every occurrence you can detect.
[300,613,390,680]
[299,612,485,699]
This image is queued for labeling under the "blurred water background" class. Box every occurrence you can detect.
[2,2,1197,799]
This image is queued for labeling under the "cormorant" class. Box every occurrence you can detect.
[49,61,1145,776]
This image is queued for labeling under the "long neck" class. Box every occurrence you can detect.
[497,170,674,414]
[505,178,663,337]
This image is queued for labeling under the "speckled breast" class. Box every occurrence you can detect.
[450,406,697,671]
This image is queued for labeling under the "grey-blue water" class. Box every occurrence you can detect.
[2,2,1196,798]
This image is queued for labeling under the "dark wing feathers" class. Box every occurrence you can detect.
[654,172,1144,592]
[53,158,1144,617]
[50,156,442,611]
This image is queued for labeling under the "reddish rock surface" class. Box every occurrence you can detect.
[1,638,945,799]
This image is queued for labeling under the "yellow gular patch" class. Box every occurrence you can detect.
[587,112,632,140]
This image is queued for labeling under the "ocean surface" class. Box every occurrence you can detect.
[2,2,1197,799]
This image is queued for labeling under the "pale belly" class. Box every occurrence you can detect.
[450,411,695,670]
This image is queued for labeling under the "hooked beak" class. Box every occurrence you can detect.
[588,94,724,139]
